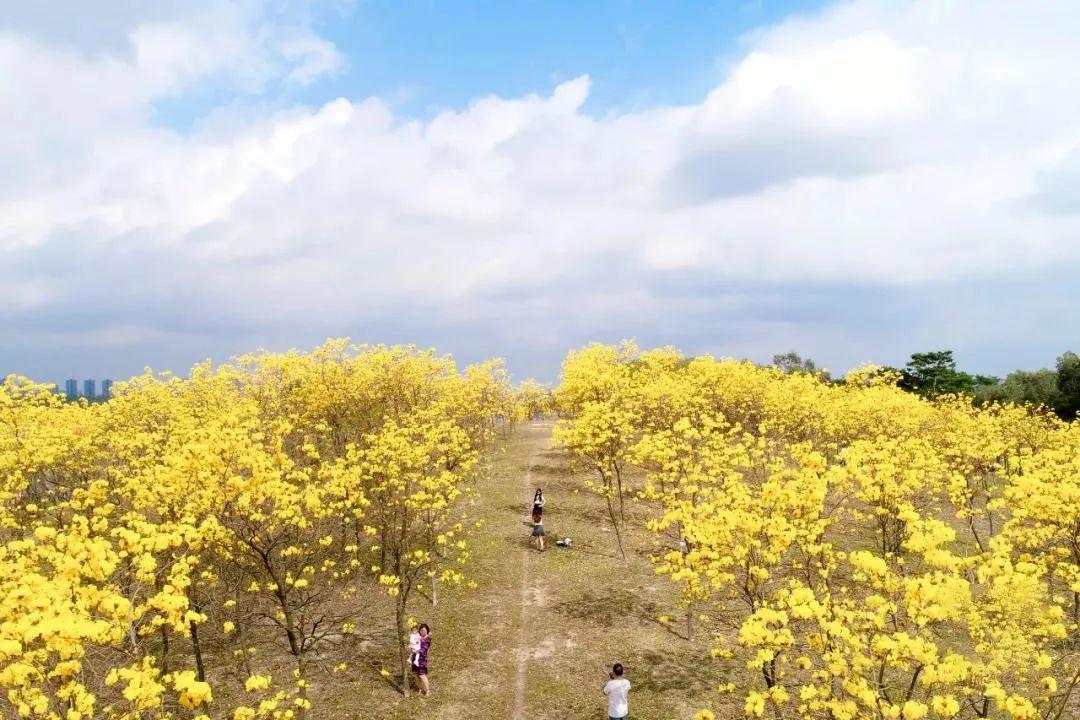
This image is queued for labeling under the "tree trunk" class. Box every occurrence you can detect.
[605,486,626,561]
[159,625,170,674]
[128,596,138,652]
[280,605,308,718]
[379,526,387,575]
[189,618,206,682]
[396,593,410,697]
[237,622,252,676]
[614,464,626,523]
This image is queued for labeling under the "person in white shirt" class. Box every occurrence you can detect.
[603,662,630,720]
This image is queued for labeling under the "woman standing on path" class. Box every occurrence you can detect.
[412,623,432,696]
[531,488,545,552]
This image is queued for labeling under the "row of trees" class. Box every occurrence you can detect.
[972,352,1080,418]
[0,340,520,719]
[556,342,1080,719]
[771,350,1080,419]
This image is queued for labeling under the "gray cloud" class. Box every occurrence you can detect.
[668,130,889,202]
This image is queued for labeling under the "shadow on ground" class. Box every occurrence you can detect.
[551,589,662,628]
[630,647,719,694]
[520,463,571,477]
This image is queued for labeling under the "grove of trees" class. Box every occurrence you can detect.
[0,340,519,719]
[556,343,1080,720]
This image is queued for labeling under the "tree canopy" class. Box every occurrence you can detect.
[896,350,997,396]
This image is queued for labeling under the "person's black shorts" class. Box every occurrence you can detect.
[532,524,545,536]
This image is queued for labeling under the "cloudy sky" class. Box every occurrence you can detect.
[3,0,1080,384]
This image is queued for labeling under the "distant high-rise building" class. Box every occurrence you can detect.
[102,379,113,398]
[65,379,78,400]
[83,379,96,398]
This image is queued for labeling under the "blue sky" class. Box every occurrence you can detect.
[157,1,828,128]
[317,1,826,115]
[3,0,1080,385]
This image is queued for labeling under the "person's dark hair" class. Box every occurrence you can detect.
[612,663,623,677]
[534,488,543,503]
[419,623,430,634]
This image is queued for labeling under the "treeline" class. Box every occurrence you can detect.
[772,349,1080,419]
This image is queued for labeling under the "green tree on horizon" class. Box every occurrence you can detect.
[1056,351,1080,419]
[975,368,1060,408]
[897,350,997,397]
[771,351,832,381]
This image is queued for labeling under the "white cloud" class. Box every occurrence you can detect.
[3,0,1080,380]
[280,35,345,85]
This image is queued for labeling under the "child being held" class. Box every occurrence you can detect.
[408,626,421,667]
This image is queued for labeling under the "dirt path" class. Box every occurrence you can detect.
[513,433,542,719]
[386,420,716,720]
[492,421,719,720]
[418,421,551,720]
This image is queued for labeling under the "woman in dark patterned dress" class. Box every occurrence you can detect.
[412,623,431,696]
[531,489,545,552]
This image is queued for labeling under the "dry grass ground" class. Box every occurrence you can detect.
[303,420,725,719]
